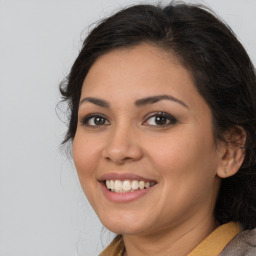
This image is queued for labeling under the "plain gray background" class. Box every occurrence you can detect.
[0,0,255,255]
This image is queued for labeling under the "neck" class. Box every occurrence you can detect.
[122,216,218,256]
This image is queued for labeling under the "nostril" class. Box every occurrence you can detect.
[103,145,143,164]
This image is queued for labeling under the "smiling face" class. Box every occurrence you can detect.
[73,44,224,237]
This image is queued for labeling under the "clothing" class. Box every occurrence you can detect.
[100,235,124,256]
[220,228,256,256]
[99,222,256,255]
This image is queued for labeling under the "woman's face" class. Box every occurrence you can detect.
[73,44,223,236]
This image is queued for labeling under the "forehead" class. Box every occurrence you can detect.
[83,44,185,87]
[80,43,208,112]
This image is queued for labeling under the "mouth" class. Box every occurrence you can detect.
[105,179,156,193]
[99,173,157,202]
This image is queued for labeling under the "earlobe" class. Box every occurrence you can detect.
[216,126,246,179]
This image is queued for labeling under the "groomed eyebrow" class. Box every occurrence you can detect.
[79,97,110,108]
[135,95,189,109]
[79,94,188,109]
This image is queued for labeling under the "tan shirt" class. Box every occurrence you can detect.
[99,222,241,256]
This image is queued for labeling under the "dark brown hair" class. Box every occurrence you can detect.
[60,2,256,229]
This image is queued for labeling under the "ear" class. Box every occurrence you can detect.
[216,126,246,178]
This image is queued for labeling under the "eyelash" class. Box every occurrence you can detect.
[143,112,177,127]
[80,112,177,128]
[81,113,110,127]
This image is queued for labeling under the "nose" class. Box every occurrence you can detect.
[102,124,143,165]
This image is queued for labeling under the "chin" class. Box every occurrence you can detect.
[98,210,150,235]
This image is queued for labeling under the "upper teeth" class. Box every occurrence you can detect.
[105,180,154,193]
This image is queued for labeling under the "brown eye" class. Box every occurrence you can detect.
[155,116,168,125]
[81,114,110,127]
[94,117,106,125]
[144,112,177,127]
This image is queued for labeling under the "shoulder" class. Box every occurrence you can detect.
[220,228,256,256]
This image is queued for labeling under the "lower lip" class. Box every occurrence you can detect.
[100,182,154,203]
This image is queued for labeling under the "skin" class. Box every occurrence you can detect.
[73,43,243,256]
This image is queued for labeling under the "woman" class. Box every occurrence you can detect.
[60,2,256,255]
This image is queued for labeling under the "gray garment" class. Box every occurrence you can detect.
[220,228,256,256]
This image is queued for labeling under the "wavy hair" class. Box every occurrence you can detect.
[60,2,256,229]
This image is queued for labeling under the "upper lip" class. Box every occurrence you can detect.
[98,172,157,182]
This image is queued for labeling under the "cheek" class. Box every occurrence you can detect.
[149,130,219,210]
[72,133,104,209]
[146,126,218,179]
[73,133,100,182]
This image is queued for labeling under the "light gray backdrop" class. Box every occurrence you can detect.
[0,0,255,255]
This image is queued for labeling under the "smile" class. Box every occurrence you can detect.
[105,180,156,193]
[99,173,157,202]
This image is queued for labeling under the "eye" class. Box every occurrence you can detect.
[143,112,177,127]
[81,114,110,127]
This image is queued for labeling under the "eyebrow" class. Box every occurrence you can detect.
[79,97,110,108]
[79,94,188,109]
[135,95,188,109]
